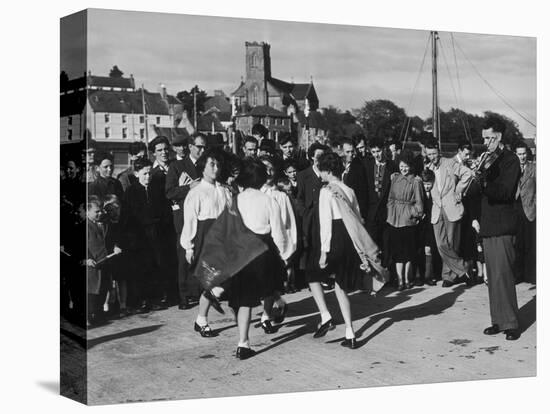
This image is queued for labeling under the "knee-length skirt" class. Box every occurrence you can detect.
[227,233,285,309]
[326,219,361,291]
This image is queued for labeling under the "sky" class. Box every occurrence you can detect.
[61,8,537,137]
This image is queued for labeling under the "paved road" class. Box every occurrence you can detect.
[63,281,536,405]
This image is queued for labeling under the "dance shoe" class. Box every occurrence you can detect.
[483,325,501,335]
[425,279,437,286]
[505,329,520,341]
[340,338,358,349]
[313,319,335,338]
[236,347,256,360]
[441,280,455,288]
[194,322,217,338]
[204,290,225,314]
[272,302,288,324]
[261,320,277,334]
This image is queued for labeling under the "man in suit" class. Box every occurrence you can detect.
[514,141,536,284]
[166,133,205,309]
[341,138,368,223]
[117,141,147,192]
[478,117,522,340]
[279,133,309,172]
[425,139,474,287]
[363,138,397,266]
[296,142,335,337]
[148,136,177,309]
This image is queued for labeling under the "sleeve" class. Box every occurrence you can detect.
[280,192,297,255]
[165,164,192,202]
[411,178,424,219]
[483,154,521,202]
[454,161,474,196]
[319,187,333,253]
[350,188,362,220]
[268,197,291,261]
[295,173,306,216]
[180,189,200,251]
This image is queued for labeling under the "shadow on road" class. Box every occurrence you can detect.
[87,324,164,349]
[353,285,468,348]
[254,284,469,354]
[36,381,59,394]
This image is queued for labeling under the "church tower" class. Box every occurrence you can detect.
[244,41,271,106]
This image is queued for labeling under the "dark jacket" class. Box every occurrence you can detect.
[478,148,521,238]
[165,156,199,233]
[88,176,123,200]
[363,158,398,224]
[296,166,323,246]
[343,157,368,222]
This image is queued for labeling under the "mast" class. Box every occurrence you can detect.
[431,31,441,148]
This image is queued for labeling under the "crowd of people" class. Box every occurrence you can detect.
[60,117,536,358]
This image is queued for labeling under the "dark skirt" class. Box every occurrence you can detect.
[304,208,328,283]
[388,224,417,262]
[227,233,285,309]
[326,219,361,292]
[189,218,216,275]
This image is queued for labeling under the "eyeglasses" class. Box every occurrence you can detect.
[193,144,206,149]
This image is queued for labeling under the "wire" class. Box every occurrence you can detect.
[399,33,431,149]
[451,33,473,143]
[438,35,471,142]
[454,38,536,129]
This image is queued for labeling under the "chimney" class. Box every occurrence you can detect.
[159,83,167,100]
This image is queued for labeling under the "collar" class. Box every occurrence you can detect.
[312,165,322,179]
[189,155,198,165]
[176,154,184,161]
[153,160,169,171]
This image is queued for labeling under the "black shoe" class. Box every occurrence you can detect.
[340,337,358,349]
[159,298,169,308]
[178,301,192,310]
[483,324,501,335]
[425,279,437,286]
[272,302,288,324]
[461,272,476,287]
[505,329,520,341]
[194,322,217,338]
[236,346,256,360]
[442,280,455,288]
[203,290,225,315]
[313,319,335,338]
[397,284,405,291]
[414,279,424,287]
[136,302,150,314]
[261,320,276,334]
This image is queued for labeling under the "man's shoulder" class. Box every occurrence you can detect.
[297,166,313,180]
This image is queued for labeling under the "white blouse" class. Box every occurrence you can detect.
[180,179,232,252]
[261,184,297,256]
[237,188,291,261]
[319,180,361,253]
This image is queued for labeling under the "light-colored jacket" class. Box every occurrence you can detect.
[518,161,536,222]
[429,156,473,224]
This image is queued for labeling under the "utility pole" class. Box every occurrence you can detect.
[141,84,149,156]
[431,31,441,149]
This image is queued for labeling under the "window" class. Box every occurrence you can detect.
[265,117,270,126]
[122,127,128,139]
[251,53,258,68]
[67,129,73,140]
[139,115,145,124]
[156,116,161,124]
[140,128,145,139]
[252,85,259,106]
[122,114,127,124]
[68,116,72,126]
[104,113,110,123]
[105,127,110,138]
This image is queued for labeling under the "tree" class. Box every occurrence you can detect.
[109,65,124,78]
[354,99,407,143]
[321,106,366,144]
[483,111,524,147]
[176,85,208,123]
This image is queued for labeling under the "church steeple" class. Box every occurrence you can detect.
[245,41,271,82]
